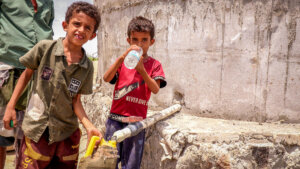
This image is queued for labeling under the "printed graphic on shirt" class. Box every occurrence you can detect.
[68,78,81,94]
[41,66,53,80]
[114,82,139,100]
[126,96,148,106]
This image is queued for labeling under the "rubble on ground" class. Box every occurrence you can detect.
[81,90,300,169]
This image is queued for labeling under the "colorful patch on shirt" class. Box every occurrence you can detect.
[68,78,81,94]
[41,66,53,81]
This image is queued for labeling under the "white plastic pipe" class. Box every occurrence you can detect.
[112,104,181,143]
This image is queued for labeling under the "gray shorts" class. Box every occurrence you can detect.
[0,135,14,147]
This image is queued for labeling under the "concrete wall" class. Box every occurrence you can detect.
[95,0,300,122]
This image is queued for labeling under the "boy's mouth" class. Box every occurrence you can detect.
[75,34,84,40]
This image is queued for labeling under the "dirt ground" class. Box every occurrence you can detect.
[5,150,15,169]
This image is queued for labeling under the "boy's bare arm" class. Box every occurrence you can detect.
[103,45,141,82]
[135,56,160,94]
[103,55,124,82]
[4,68,34,129]
[73,94,102,145]
[139,70,160,94]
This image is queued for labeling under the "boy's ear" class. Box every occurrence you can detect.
[62,21,68,31]
[127,37,130,44]
[89,33,97,40]
[150,39,155,46]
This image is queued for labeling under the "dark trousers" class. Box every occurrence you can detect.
[105,118,145,169]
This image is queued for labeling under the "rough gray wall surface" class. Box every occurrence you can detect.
[96,0,300,122]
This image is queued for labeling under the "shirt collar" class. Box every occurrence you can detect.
[55,38,89,69]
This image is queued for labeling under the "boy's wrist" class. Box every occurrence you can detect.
[81,117,94,129]
[6,101,16,110]
[137,68,147,76]
[119,54,126,61]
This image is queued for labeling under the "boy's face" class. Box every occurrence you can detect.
[127,31,155,56]
[62,11,96,47]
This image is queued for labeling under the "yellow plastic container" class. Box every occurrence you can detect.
[84,136,117,158]
[84,136,100,158]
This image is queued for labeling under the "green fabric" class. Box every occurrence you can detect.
[20,38,94,144]
[0,0,54,69]
[0,69,31,110]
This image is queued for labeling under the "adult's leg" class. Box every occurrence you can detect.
[0,146,6,169]
[0,136,14,169]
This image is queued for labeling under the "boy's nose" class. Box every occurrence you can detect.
[137,41,143,46]
[78,26,84,32]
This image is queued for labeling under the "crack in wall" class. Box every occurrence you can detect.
[219,2,226,100]
[283,10,297,110]
[264,0,274,120]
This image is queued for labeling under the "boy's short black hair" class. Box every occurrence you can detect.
[65,1,100,32]
[127,16,155,39]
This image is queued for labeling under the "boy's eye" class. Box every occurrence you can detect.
[73,22,80,26]
[142,38,148,42]
[85,26,91,31]
[132,38,138,42]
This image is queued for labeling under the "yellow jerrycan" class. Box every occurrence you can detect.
[78,136,118,169]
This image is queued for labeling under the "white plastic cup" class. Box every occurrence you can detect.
[124,47,143,69]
